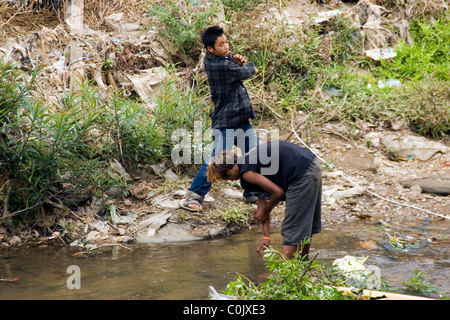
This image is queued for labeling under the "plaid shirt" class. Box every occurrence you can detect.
[204,51,256,128]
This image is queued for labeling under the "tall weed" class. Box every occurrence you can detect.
[147,0,220,56]
[151,76,212,159]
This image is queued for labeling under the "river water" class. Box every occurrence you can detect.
[0,218,449,299]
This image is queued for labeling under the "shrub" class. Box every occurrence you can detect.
[225,247,351,300]
[147,0,220,57]
[373,17,450,81]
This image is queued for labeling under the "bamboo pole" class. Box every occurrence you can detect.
[65,0,85,92]
[337,287,435,300]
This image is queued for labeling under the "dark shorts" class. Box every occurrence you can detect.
[281,158,322,246]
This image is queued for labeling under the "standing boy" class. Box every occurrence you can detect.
[206,140,322,260]
[180,26,260,212]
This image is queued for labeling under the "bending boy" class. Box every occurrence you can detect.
[180,26,260,212]
[207,140,322,260]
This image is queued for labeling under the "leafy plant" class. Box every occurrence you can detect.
[225,247,351,300]
[151,75,212,161]
[147,0,220,56]
[0,58,39,123]
[373,17,450,81]
[219,203,253,225]
[402,269,438,295]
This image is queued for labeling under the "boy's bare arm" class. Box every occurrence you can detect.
[242,171,283,216]
[241,172,282,257]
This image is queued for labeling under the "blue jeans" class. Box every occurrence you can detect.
[186,121,259,203]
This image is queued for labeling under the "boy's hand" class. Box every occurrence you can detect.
[256,237,270,256]
[231,54,247,66]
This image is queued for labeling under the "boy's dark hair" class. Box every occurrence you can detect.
[201,26,224,50]
[206,150,237,183]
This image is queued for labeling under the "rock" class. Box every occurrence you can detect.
[223,188,243,199]
[410,184,422,196]
[9,235,22,247]
[136,223,201,244]
[359,240,377,249]
[380,132,449,161]
[89,220,110,234]
[134,211,204,243]
[136,212,172,236]
[163,168,178,180]
[332,186,367,200]
[400,177,450,196]
[150,162,166,174]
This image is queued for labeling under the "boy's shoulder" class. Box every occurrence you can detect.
[205,52,231,65]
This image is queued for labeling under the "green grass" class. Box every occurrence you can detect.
[372,17,450,81]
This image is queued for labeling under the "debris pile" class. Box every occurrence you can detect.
[0,0,172,106]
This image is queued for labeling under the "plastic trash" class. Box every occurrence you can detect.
[378,79,401,89]
[208,285,236,300]
[109,204,138,224]
[332,255,381,289]
[314,9,341,23]
[365,48,396,61]
[110,159,132,181]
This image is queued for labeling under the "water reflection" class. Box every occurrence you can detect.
[0,228,270,300]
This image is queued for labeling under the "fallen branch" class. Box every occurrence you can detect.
[248,92,283,120]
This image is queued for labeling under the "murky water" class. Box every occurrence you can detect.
[1,218,449,299]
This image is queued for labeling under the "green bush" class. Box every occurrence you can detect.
[373,17,450,81]
[147,0,220,56]
[0,58,37,123]
[0,73,127,219]
[225,247,351,300]
[151,76,212,160]
[0,60,213,222]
